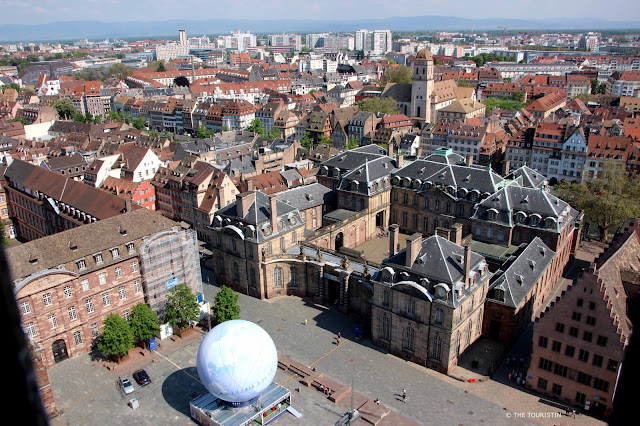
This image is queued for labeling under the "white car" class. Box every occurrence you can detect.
[119,376,135,395]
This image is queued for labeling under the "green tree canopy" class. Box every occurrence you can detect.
[245,118,280,139]
[555,161,640,241]
[74,68,102,81]
[98,314,134,360]
[356,97,400,115]
[129,303,160,347]
[0,221,9,246]
[300,131,313,149]
[318,134,333,146]
[104,63,134,81]
[163,284,201,330]
[52,98,77,120]
[156,61,166,72]
[197,124,214,139]
[346,136,358,150]
[213,285,241,325]
[380,65,413,85]
[174,76,190,87]
[481,97,525,112]
[131,117,146,130]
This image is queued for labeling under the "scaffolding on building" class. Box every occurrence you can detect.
[139,228,203,316]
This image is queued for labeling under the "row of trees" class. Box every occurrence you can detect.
[98,284,240,361]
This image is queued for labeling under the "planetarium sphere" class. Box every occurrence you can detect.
[196,320,278,404]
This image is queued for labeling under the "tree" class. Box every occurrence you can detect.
[52,98,77,120]
[380,65,413,85]
[174,76,190,87]
[104,63,134,81]
[10,117,29,125]
[129,303,160,348]
[356,97,400,115]
[245,118,266,136]
[318,134,333,146]
[213,285,240,325]
[591,79,606,95]
[555,161,640,241]
[347,136,358,150]
[0,221,9,246]
[163,284,201,330]
[98,314,134,361]
[131,117,146,130]
[511,91,525,103]
[300,131,313,149]
[74,68,102,81]
[93,114,102,124]
[481,97,525,112]
[197,124,214,139]
[156,61,166,72]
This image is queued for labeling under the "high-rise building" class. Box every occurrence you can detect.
[179,28,187,46]
[355,29,392,55]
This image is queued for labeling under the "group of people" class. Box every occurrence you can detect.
[318,384,332,396]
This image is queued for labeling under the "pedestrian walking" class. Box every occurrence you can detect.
[304,319,307,326]
[572,409,576,418]
[338,332,341,339]
[402,388,407,403]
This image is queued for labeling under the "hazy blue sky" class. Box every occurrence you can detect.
[1,0,639,25]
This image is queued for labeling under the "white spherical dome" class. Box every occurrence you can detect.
[196,320,278,405]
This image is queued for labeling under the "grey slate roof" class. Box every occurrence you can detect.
[214,191,303,243]
[275,183,334,210]
[380,83,412,103]
[472,182,579,232]
[337,156,397,195]
[504,165,547,189]
[488,237,555,309]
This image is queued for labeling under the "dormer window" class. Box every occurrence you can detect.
[111,248,120,259]
[126,243,135,254]
[77,259,86,270]
[93,253,103,264]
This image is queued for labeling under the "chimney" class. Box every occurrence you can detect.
[389,224,399,256]
[247,177,254,191]
[396,154,404,169]
[435,226,450,240]
[501,159,511,176]
[236,191,254,218]
[464,243,473,287]
[125,198,132,212]
[451,223,463,246]
[405,233,423,267]
[466,155,473,167]
[387,141,394,158]
[270,195,278,232]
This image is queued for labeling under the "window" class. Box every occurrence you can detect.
[551,383,562,396]
[48,314,58,329]
[274,267,283,287]
[134,280,142,294]
[382,289,390,307]
[589,301,596,310]
[123,310,130,321]
[539,358,552,372]
[131,261,138,273]
[537,377,548,390]
[73,330,82,345]
[111,248,120,259]
[381,315,390,340]
[115,267,123,279]
[91,323,99,338]
[81,279,90,291]
[407,298,416,316]
[565,345,575,358]
[553,363,568,377]
[94,253,103,264]
[435,307,443,324]
[583,331,593,342]
[26,322,36,338]
[572,311,581,322]
[86,298,94,313]
[597,335,608,346]
[43,293,52,306]
[593,378,609,392]
[102,292,111,307]
[404,326,415,351]
[579,349,590,363]
[586,316,596,326]
[555,322,565,333]
[99,273,107,285]
[577,372,592,386]
[64,286,72,298]
[608,359,619,372]
[118,286,126,300]
[593,354,603,368]
[431,335,442,360]
[68,306,77,321]
[126,243,135,254]
[577,298,583,307]
[20,301,31,315]
[576,392,586,405]
[290,267,298,287]
[538,336,548,348]
[569,326,578,337]
[77,259,86,270]
[552,340,562,353]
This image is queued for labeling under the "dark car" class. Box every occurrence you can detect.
[132,369,151,386]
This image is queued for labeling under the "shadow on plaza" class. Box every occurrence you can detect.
[161,367,208,416]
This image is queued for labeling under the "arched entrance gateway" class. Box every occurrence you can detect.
[52,339,68,363]
[335,232,344,251]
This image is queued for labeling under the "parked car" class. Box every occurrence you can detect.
[132,369,151,386]
[119,376,135,394]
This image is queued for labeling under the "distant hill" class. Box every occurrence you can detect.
[1,16,639,43]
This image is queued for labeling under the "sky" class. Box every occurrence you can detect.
[1,0,639,25]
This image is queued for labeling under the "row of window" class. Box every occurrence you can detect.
[76,244,136,271]
[538,357,612,394]
[23,284,141,338]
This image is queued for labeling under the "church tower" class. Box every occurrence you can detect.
[410,48,434,122]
